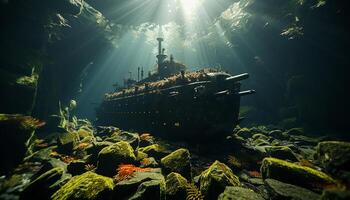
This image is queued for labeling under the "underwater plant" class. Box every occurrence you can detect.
[227,155,242,168]
[186,183,204,200]
[84,164,96,172]
[113,164,151,182]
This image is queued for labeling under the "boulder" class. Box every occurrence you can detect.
[0,114,37,174]
[160,148,191,178]
[315,141,350,172]
[252,133,269,141]
[57,132,79,154]
[265,146,299,162]
[264,178,320,200]
[261,157,337,191]
[321,190,350,200]
[51,172,114,200]
[138,144,168,159]
[20,167,65,200]
[67,160,86,175]
[105,131,140,149]
[165,172,188,200]
[268,130,289,140]
[96,141,136,176]
[140,157,158,168]
[218,186,264,200]
[236,128,253,139]
[114,171,165,200]
[199,160,240,199]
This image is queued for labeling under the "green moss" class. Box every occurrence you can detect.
[261,157,337,190]
[136,151,148,161]
[161,148,190,172]
[51,172,114,200]
[200,160,240,199]
[99,141,136,159]
[166,172,188,196]
[236,128,252,138]
[138,144,163,153]
[161,148,191,178]
[16,73,38,88]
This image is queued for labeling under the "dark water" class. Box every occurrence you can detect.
[0,0,349,199]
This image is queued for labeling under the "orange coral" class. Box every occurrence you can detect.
[140,133,153,141]
[61,155,76,164]
[113,164,151,182]
[247,171,262,178]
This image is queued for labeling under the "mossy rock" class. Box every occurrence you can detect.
[160,148,191,179]
[51,172,114,200]
[315,141,350,172]
[57,132,79,154]
[67,160,86,176]
[286,128,304,135]
[135,151,149,161]
[77,126,94,139]
[20,167,65,200]
[138,144,168,159]
[252,133,269,141]
[260,157,337,191]
[199,160,240,200]
[96,141,136,176]
[268,130,289,140]
[236,128,253,139]
[165,172,188,200]
[114,171,165,200]
[105,131,140,149]
[0,114,37,174]
[321,189,350,200]
[264,179,320,200]
[265,146,298,162]
[218,186,264,200]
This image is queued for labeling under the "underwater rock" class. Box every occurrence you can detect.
[268,130,289,140]
[0,68,38,114]
[236,127,253,139]
[67,160,86,176]
[0,114,39,174]
[252,133,269,141]
[321,189,350,200]
[260,157,337,191]
[165,172,188,200]
[96,141,136,176]
[77,126,94,139]
[51,172,114,200]
[315,141,350,173]
[57,132,79,154]
[140,157,158,168]
[105,131,140,149]
[264,178,320,200]
[20,167,64,200]
[114,170,165,200]
[138,144,168,159]
[160,148,191,179]
[218,186,264,200]
[199,160,240,199]
[265,146,299,162]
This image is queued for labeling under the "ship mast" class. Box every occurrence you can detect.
[156,37,167,75]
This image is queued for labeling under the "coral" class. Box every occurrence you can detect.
[227,155,242,168]
[247,171,262,178]
[113,164,151,182]
[186,184,204,200]
[60,155,76,164]
[140,133,154,141]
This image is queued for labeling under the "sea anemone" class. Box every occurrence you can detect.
[113,164,151,182]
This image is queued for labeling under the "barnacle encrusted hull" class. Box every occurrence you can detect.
[96,70,254,141]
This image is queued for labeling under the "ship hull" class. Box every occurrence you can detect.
[96,79,242,142]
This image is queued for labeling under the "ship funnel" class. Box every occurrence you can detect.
[157,37,164,56]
